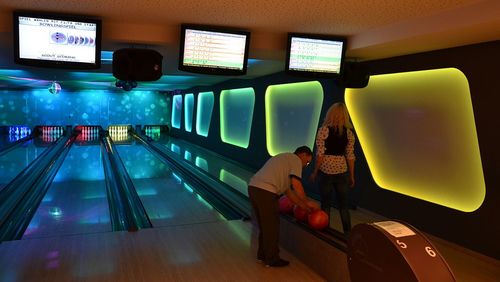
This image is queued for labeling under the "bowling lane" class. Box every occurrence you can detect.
[155,136,254,197]
[0,137,47,191]
[115,141,226,227]
[155,137,388,235]
[22,144,111,239]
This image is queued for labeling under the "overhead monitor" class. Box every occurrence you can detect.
[286,33,347,77]
[13,11,102,69]
[179,24,250,75]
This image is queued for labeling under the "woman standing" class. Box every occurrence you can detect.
[310,102,355,234]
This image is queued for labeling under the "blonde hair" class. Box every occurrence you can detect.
[322,102,352,135]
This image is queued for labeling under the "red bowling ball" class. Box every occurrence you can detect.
[308,210,329,230]
[279,195,294,214]
[293,205,309,222]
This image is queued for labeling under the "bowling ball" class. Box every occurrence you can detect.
[293,205,309,222]
[308,210,329,230]
[279,195,294,214]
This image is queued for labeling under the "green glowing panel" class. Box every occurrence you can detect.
[345,68,485,212]
[171,95,182,129]
[220,87,255,148]
[220,169,248,196]
[184,93,194,132]
[196,91,214,137]
[265,81,323,156]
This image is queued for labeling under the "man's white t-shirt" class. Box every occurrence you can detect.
[248,153,302,195]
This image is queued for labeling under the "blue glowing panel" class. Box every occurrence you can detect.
[107,91,169,126]
[220,88,255,148]
[196,92,214,137]
[0,91,29,125]
[172,95,182,129]
[52,90,101,126]
[184,94,194,132]
[0,89,169,128]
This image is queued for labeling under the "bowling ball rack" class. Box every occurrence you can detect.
[280,212,348,250]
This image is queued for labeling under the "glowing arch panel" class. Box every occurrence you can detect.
[265,81,323,156]
[345,68,485,212]
[184,93,194,132]
[171,94,182,129]
[196,92,214,137]
[220,87,255,148]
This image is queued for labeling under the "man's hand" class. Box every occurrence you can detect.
[306,200,320,210]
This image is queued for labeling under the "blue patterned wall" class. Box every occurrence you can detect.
[0,89,170,127]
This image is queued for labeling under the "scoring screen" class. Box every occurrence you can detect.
[182,29,247,70]
[288,36,344,74]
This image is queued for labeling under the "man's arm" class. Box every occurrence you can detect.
[285,177,311,211]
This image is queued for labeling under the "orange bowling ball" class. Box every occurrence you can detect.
[279,195,294,214]
[308,210,329,230]
[293,205,309,222]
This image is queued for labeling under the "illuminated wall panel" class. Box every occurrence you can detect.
[171,95,182,129]
[265,81,323,156]
[0,89,169,127]
[184,93,194,132]
[220,88,255,148]
[196,92,214,137]
[345,68,485,212]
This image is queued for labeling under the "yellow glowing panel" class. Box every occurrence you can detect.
[345,68,485,212]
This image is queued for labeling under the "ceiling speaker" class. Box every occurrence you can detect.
[339,62,370,88]
[112,48,163,81]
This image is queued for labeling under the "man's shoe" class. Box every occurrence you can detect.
[257,255,264,264]
[265,258,290,267]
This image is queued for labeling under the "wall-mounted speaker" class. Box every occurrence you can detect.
[112,48,163,81]
[339,62,370,88]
